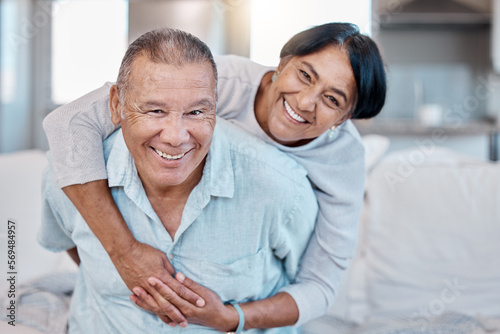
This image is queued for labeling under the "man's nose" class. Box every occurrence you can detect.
[159,116,190,147]
[296,87,317,112]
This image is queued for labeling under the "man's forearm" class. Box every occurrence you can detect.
[62,180,135,256]
[240,292,299,330]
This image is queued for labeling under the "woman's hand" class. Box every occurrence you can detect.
[111,240,175,292]
[114,241,207,326]
[130,273,239,332]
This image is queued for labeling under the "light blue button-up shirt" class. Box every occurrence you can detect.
[39,117,318,334]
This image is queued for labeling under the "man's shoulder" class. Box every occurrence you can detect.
[42,153,78,218]
[102,129,122,161]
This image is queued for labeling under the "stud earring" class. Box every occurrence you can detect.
[272,71,279,82]
[328,125,337,139]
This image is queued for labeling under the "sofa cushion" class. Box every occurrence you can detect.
[362,147,500,320]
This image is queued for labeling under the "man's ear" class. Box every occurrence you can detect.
[109,85,123,125]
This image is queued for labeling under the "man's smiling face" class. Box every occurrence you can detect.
[110,54,217,193]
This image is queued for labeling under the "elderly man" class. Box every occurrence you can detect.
[38,29,317,333]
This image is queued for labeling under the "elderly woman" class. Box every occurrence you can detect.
[43,22,386,331]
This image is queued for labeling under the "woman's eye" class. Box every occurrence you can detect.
[326,95,339,107]
[300,70,311,82]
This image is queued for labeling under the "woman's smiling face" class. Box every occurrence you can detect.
[262,45,357,146]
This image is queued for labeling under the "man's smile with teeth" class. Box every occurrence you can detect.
[153,148,186,160]
[284,100,307,123]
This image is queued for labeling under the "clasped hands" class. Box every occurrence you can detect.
[110,240,239,332]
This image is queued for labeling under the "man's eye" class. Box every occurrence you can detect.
[300,70,311,82]
[189,110,202,115]
[150,109,163,114]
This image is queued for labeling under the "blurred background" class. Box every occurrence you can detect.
[1,0,499,160]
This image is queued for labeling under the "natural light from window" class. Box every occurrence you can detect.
[51,0,128,105]
[250,0,372,66]
[0,0,16,104]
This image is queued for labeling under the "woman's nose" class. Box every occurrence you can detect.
[296,88,316,112]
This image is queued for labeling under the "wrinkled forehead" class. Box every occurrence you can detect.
[137,57,214,85]
[124,61,217,115]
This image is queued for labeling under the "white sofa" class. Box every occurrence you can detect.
[304,144,500,333]
[1,143,500,333]
[0,150,77,334]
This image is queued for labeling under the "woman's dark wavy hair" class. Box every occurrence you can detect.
[280,22,386,119]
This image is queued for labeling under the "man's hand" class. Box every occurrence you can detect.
[130,273,239,332]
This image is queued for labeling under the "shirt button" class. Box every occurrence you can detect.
[169,254,174,260]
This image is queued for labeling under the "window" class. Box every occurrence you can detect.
[51,0,128,105]
[0,0,16,105]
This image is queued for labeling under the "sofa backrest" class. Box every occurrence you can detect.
[330,147,500,323]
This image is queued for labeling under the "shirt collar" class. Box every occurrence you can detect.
[203,119,234,198]
[106,121,234,200]
[106,130,136,189]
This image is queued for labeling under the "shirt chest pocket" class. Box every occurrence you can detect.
[200,248,266,303]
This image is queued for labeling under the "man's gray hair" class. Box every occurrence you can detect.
[116,28,218,104]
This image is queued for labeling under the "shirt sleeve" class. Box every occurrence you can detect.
[38,162,76,252]
[271,177,318,284]
[42,82,119,188]
[280,128,366,326]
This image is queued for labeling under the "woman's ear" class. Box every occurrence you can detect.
[335,109,353,127]
[109,85,123,125]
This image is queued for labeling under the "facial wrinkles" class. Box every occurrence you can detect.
[280,77,321,127]
[121,101,145,128]
[115,58,216,194]
[311,49,353,99]
[300,76,345,118]
[143,59,213,87]
[304,90,350,128]
[131,58,215,104]
[269,49,356,143]
[123,90,216,128]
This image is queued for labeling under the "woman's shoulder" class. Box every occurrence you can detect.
[213,55,272,119]
[61,82,112,112]
[214,54,273,81]
[282,120,365,160]
[214,54,255,71]
[338,120,365,149]
[321,120,365,163]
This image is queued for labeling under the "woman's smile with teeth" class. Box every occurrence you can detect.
[284,100,307,123]
[153,148,186,160]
